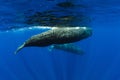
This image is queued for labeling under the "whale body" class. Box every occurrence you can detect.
[49,43,84,55]
[15,27,92,54]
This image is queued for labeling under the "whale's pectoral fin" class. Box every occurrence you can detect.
[14,43,25,54]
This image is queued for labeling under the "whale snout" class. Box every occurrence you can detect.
[85,27,92,36]
[82,27,92,36]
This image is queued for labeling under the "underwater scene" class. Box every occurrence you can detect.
[0,0,120,80]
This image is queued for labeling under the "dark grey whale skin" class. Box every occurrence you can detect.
[15,27,92,54]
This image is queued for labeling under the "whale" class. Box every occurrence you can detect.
[15,27,92,54]
[49,43,84,55]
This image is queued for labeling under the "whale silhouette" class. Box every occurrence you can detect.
[49,43,84,55]
[15,27,92,54]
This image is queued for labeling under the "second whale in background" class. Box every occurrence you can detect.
[49,43,84,55]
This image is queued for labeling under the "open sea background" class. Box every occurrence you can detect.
[0,0,120,80]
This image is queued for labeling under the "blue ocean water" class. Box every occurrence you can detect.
[0,0,120,80]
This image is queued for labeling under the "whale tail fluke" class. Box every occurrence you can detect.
[14,43,25,54]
